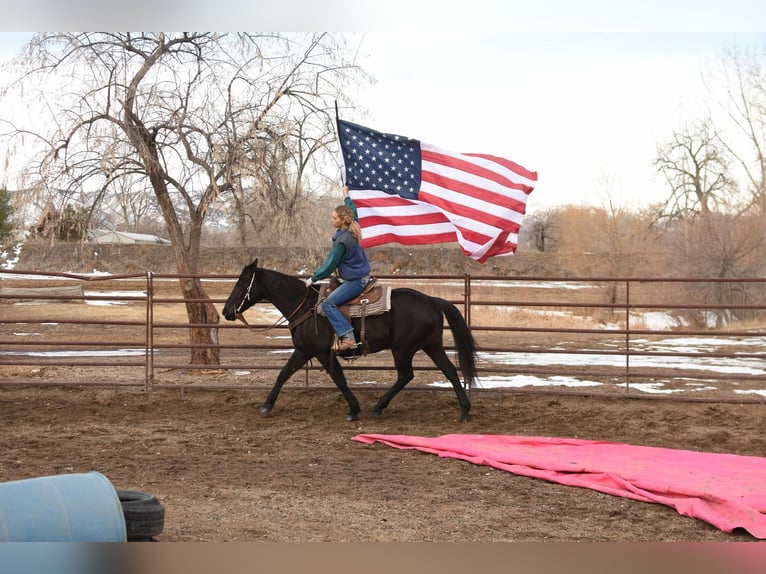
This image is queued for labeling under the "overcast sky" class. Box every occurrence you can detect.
[2,2,765,212]
[352,31,766,212]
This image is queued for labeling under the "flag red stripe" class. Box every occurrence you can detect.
[480,230,515,261]
[362,231,458,249]
[422,149,536,194]
[450,224,516,251]
[354,196,420,209]
[464,152,539,183]
[361,212,451,227]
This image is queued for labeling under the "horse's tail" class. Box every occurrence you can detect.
[433,297,478,386]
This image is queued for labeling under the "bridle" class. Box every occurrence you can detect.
[234,270,316,333]
[234,268,257,314]
[234,269,258,329]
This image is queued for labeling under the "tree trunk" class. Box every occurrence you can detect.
[166,243,221,365]
[166,213,221,365]
[179,277,221,364]
[233,190,248,248]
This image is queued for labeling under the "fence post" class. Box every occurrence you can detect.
[463,272,471,327]
[146,271,154,392]
[464,272,472,396]
[625,278,631,393]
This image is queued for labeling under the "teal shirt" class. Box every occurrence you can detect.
[311,243,346,281]
[343,196,358,221]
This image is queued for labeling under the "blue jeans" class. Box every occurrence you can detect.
[322,276,368,338]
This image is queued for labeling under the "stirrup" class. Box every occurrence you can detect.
[332,338,358,352]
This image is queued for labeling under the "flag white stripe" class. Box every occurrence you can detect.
[362,222,459,238]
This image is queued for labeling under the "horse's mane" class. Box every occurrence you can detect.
[255,264,317,302]
[256,265,299,284]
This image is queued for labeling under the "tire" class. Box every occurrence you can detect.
[116,489,165,541]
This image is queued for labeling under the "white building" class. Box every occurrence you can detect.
[87,229,170,245]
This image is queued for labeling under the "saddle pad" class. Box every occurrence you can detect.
[318,285,392,318]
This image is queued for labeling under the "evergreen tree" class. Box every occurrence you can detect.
[57,203,89,241]
[0,187,14,241]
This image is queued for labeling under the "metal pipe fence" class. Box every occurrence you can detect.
[2,269,766,402]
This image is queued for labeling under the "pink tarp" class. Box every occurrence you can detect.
[352,433,766,538]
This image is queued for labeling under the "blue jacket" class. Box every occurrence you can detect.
[310,197,371,281]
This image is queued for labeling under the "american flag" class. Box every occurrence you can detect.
[337,119,537,263]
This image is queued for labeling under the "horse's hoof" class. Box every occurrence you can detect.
[371,407,383,417]
[345,413,359,422]
[260,405,273,415]
[459,412,472,423]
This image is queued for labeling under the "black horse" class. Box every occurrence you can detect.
[222,259,478,422]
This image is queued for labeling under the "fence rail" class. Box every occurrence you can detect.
[2,269,766,403]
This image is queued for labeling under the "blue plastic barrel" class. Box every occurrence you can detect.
[0,471,127,542]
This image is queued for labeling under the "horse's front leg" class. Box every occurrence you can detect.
[261,349,308,415]
[373,349,415,417]
[316,352,361,422]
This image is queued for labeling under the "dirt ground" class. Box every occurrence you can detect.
[1,382,764,542]
[2,246,765,543]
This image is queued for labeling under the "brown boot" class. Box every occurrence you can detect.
[332,336,358,352]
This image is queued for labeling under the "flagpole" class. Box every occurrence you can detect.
[334,100,345,186]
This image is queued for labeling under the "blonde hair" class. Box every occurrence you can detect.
[335,205,363,243]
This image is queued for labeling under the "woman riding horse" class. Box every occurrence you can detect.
[304,185,371,353]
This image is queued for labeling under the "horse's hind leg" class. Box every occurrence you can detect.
[261,349,307,415]
[372,350,415,417]
[423,344,472,422]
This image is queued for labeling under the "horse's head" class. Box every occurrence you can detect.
[222,258,264,321]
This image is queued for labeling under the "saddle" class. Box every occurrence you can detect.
[316,277,391,356]
[317,277,391,319]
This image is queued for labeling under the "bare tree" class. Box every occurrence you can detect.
[109,176,159,232]
[521,209,560,252]
[592,173,633,309]
[654,119,735,221]
[225,112,342,247]
[1,32,367,365]
[663,211,765,326]
[594,173,630,257]
[708,45,766,223]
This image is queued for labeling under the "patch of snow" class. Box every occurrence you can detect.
[0,348,146,357]
[735,389,766,398]
[83,290,146,306]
